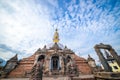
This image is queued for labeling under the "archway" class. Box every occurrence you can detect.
[37,55,45,61]
[66,55,72,63]
[51,56,59,70]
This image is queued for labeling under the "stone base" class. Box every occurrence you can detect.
[94,72,120,80]
[1,75,94,80]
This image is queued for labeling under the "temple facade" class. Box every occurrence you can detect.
[1,29,93,79]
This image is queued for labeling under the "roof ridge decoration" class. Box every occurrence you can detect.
[88,54,94,61]
[8,54,18,62]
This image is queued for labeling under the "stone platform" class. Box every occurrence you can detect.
[1,75,94,80]
[94,72,120,80]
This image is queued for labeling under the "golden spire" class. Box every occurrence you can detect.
[53,29,59,43]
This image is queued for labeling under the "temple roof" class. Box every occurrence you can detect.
[45,42,64,50]
[49,43,62,50]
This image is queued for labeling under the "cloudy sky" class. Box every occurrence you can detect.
[0,0,120,64]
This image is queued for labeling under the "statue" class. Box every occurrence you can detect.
[66,59,72,74]
[30,55,45,80]
[66,58,78,76]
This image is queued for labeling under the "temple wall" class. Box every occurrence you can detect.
[74,55,92,74]
[7,55,35,78]
[7,51,92,78]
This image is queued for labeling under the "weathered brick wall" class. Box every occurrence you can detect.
[74,55,92,74]
[7,54,35,78]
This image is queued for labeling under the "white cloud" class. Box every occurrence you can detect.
[0,48,15,61]
[0,0,54,60]
[0,0,120,64]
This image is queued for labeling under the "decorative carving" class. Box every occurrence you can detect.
[30,55,45,80]
[66,58,78,76]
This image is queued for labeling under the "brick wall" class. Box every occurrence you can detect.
[7,54,35,78]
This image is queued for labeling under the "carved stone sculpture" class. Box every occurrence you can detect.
[30,55,45,80]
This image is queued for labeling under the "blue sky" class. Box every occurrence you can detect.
[0,0,120,64]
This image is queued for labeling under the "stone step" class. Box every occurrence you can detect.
[1,77,69,80]
[43,77,69,80]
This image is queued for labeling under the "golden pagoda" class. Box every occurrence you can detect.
[53,29,59,43]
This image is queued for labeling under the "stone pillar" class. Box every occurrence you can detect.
[60,56,64,75]
[95,48,112,72]
[48,56,52,75]
[109,48,120,66]
[44,56,50,76]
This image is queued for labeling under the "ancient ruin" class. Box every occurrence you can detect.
[94,43,120,80]
[0,29,94,80]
